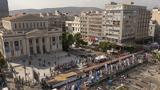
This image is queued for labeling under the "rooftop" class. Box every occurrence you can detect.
[2,13,45,21]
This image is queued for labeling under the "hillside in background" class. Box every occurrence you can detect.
[10,7,103,15]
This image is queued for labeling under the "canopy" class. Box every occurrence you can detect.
[2,87,9,90]
[95,55,107,60]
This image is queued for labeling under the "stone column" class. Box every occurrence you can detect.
[33,38,37,54]
[26,38,30,56]
[12,41,16,57]
[56,36,59,50]
[39,37,43,54]
[50,37,52,51]
[45,37,50,52]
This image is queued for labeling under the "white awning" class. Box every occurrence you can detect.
[95,55,107,60]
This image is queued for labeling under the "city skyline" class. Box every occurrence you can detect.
[8,0,160,10]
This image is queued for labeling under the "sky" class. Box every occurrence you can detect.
[8,0,160,10]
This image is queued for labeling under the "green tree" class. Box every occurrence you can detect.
[74,33,88,47]
[74,33,81,46]
[0,52,6,70]
[99,42,111,52]
[68,34,75,45]
[62,32,75,51]
[79,39,88,46]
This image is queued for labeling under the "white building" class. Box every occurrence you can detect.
[149,20,158,37]
[65,16,81,34]
[103,2,150,44]
[1,14,62,59]
[80,11,103,43]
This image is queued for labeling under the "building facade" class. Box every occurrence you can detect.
[80,11,103,43]
[152,8,160,25]
[0,0,9,19]
[103,2,150,44]
[149,20,158,37]
[1,14,62,59]
[65,16,81,34]
[40,11,73,32]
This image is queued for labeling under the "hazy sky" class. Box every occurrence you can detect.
[8,0,160,10]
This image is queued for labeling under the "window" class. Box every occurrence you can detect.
[43,22,45,27]
[29,39,32,45]
[19,23,21,29]
[23,23,25,28]
[52,37,55,45]
[15,23,17,29]
[59,36,62,40]
[36,38,39,44]
[33,23,36,28]
[26,23,28,28]
[42,37,45,43]
[14,41,19,51]
[40,22,42,27]
[4,42,10,52]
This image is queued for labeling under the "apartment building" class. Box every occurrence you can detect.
[65,16,81,34]
[103,2,150,44]
[40,11,73,32]
[152,8,160,25]
[80,11,103,43]
[151,8,160,40]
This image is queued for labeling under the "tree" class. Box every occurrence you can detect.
[68,34,75,45]
[74,33,88,47]
[99,42,111,52]
[62,32,75,51]
[0,52,7,68]
[74,33,81,46]
[79,39,88,46]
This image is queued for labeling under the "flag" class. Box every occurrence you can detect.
[116,64,119,71]
[127,59,130,66]
[77,80,81,90]
[95,71,100,81]
[105,64,108,73]
[110,65,113,72]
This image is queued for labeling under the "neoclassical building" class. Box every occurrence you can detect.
[1,14,62,59]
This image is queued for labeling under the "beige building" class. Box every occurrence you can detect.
[152,8,160,25]
[65,16,81,34]
[149,20,158,37]
[80,11,103,43]
[40,11,73,32]
[1,14,62,59]
[103,2,150,44]
[151,8,160,40]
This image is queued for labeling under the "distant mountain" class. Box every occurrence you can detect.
[10,7,103,15]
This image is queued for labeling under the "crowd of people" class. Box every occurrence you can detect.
[54,61,78,72]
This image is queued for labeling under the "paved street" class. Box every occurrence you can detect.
[8,51,79,89]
